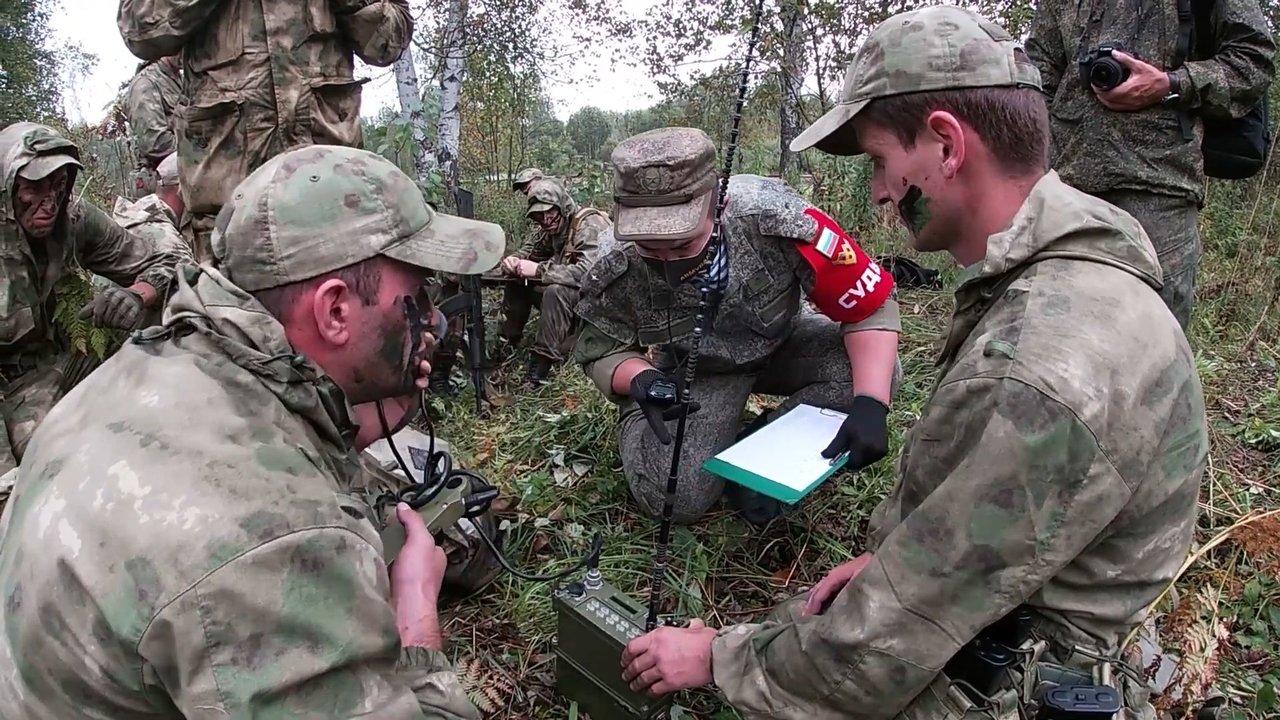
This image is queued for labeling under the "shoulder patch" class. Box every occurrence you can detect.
[793,208,895,324]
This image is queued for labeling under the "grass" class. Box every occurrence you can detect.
[424,184,1280,719]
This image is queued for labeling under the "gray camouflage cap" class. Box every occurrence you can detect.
[610,127,716,245]
[513,167,544,190]
[157,152,179,187]
[790,5,1042,156]
[211,145,504,292]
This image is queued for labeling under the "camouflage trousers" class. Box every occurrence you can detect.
[619,312,895,524]
[500,282,580,363]
[1095,191,1201,331]
[189,213,217,265]
[0,354,90,513]
[755,595,1163,720]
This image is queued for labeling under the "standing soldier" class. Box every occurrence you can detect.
[116,0,415,263]
[123,55,182,199]
[0,123,193,509]
[496,177,610,387]
[575,127,901,527]
[1025,0,1274,330]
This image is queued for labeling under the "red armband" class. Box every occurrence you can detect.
[793,208,894,323]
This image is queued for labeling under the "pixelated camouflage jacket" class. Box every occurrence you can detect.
[574,174,901,399]
[124,60,182,172]
[0,123,192,359]
[117,0,414,218]
[1025,0,1274,204]
[709,171,1207,719]
[0,266,479,720]
[520,179,610,288]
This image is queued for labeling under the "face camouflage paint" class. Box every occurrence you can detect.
[897,185,931,234]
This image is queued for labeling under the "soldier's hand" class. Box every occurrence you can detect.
[389,502,448,649]
[820,395,889,469]
[77,286,145,331]
[621,619,717,697]
[629,368,700,445]
[803,553,874,616]
[1093,51,1170,111]
[500,255,522,276]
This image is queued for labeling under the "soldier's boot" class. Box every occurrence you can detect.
[524,353,555,389]
[492,336,519,367]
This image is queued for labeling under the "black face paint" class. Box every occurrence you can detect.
[399,295,428,389]
[641,242,712,287]
[897,185,931,234]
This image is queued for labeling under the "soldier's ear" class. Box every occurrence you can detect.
[310,278,356,348]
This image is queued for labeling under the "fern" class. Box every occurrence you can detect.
[52,271,124,360]
[456,656,513,717]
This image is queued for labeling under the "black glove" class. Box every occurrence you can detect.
[629,368,701,445]
[821,395,889,470]
[77,286,145,331]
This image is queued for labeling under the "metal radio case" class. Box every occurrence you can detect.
[552,570,672,719]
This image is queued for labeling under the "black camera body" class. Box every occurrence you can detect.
[1078,43,1130,91]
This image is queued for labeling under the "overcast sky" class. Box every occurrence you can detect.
[51,0,672,125]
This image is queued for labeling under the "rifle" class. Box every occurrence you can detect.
[454,188,488,414]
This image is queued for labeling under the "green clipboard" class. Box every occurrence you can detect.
[701,404,850,504]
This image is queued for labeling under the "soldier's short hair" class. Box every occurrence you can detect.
[859,86,1050,175]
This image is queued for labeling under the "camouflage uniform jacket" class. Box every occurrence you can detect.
[520,181,610,288]
[1025,0,1274,204]
[575,174,901,399]
[709,171,1207,719]
[112,193,192,258]
[124,60,182,173]
[0,266,479,720]
[116,0,414,218]
[0,123,191,362]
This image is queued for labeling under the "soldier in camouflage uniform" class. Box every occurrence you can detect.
[575,128,902,526]
[497,177,610,386]
[1025,0,1274,330]
[621,8,1208,720]
[111,152,190,257]
[512,167,544,194]
[0,123,192,508]
[117,0,415,263]
[122,55,182,199]
[0,144,505,718]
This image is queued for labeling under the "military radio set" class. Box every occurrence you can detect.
[375,3,766,714]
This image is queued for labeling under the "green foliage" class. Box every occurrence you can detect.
[52,273,122,361]
[0,0,63,124]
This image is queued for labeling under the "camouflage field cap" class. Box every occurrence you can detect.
[610,127,717,245]
[1,123,84,182]
[157,153,179,187]
[512,167,544,190]
[525,177,564,216]
[211,145,505,292]
[790,5,1042,155]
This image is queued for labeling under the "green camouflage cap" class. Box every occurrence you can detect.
[525,177,567,216]
[512,167,544,190]
[610,127,717,245]
[790,5,1042,156]
[211,145,505,292]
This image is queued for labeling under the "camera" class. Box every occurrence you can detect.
[1077,43,1130,91]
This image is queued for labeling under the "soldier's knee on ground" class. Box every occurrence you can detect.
[625,463,723,524]
[765,594,808,624]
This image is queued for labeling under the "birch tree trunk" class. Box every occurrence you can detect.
[392,44,439,185]
[436,0,469,204]
[779,0,805,177]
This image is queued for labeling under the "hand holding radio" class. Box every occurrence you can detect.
[629,368,701,445]
[620,619,717,697]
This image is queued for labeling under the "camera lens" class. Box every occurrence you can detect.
[1090,58,1126,91]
